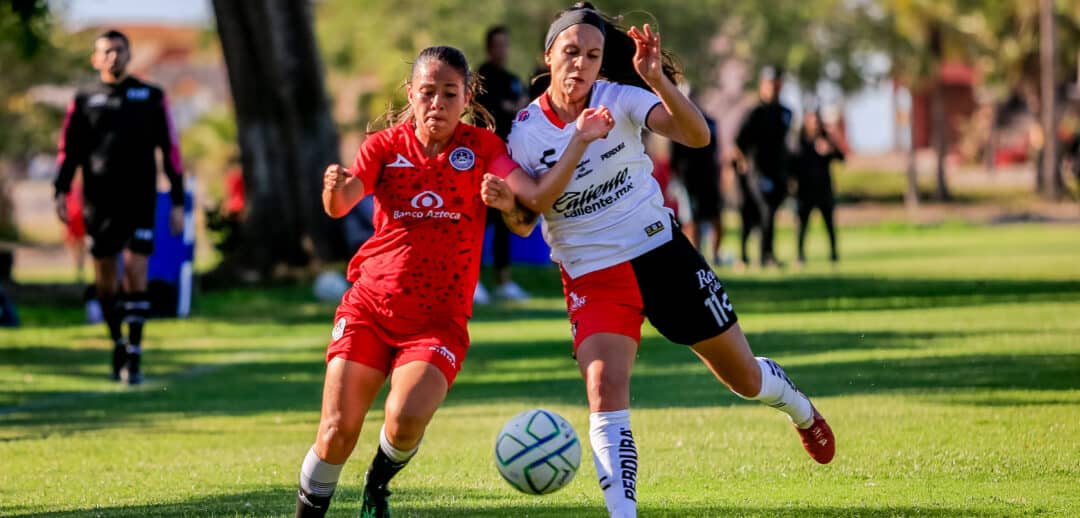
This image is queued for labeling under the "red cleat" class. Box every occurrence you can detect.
[797,407,835,464]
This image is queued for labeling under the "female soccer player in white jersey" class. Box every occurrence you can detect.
[500,4,836,516]
[293,46,612,518]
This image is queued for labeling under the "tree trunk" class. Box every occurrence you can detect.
[931,82,950,201]
[211,0,346,275]
[905,111,920,210]
[1039,0,1060,200]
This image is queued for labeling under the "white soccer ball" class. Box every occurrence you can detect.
[494,408,581,495]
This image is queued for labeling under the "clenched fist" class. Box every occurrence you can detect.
[323,164,351,192]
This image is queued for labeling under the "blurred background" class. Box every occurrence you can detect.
[1,0,1078,297]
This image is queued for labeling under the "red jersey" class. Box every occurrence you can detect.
[345,121,518,328]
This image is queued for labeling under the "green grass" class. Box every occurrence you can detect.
[2,222,1079,517]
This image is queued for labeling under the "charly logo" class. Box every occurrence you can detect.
[449,147,475,171]
[331,317,347,341]
[410,190,444,209]
[429,345,457,368]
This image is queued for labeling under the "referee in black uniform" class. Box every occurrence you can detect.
[53,30,185,384]
[733,65,792,268]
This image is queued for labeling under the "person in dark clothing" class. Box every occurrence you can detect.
[670,108,725,265]
[793,110,844,265]
[732,65,792,269]
[53,30,185,384]
[476,25,530,302]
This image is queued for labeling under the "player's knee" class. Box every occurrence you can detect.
[318,418,361,458]
[586,369,630,411]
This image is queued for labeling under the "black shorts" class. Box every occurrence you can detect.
[561,229,738,349]
[85,208,155,258]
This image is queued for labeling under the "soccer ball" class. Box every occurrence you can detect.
[494,408,581,495]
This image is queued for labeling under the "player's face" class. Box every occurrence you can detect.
[544,24,604,104]
[488,32,509,67]
[92,37,129,79]
[408,60,469,143]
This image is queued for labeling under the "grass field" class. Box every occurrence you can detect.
[2,221,1079,517]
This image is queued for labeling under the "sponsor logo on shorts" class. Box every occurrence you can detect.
[331,317,346,341]
[449,147,475,171]
[429,345,457,368]
[644,221,664,237]
[568,291,587,313]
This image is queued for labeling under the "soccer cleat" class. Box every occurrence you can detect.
[473,283,491,305]
[797,406,835,464]
[359,483,391,518]
[495,280,530,301]
[125,349,143,385]
[110,341,127,381]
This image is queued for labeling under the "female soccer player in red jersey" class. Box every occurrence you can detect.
[293,45,612,518]
[500,4,836,516]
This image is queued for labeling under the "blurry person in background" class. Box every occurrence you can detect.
[476,25,531,303]
[671,89,726,266]
[793,109,844,267]
[732,65,792,269]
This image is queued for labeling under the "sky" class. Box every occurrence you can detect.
[50,0,212,27]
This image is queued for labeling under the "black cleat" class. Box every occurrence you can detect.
[110,341,127,381]
[126,349,142,385]
[359,483,391,518]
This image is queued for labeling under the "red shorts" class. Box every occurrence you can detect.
[326,286,470,386]
[561,263,645,351]
[561,230,738,351]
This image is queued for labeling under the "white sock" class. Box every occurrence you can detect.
[589,410,638,518]
[744,357,815,428]
[379,424,418,463]
[299,446,344,498]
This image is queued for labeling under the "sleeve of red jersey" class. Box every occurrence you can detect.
[480,130,519,179]
[347,132,387,197]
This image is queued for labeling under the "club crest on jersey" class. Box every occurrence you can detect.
[126,88,151,101]
[449,147,475,171]
[410,190,444,209]
[516,109,530,122]
[387,153,415,168]
[331,317,346,341]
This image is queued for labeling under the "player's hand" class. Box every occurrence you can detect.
[628,24,664,87]
[481,173,516,212]
[574,106,615,142]
[814,137,833,156]
[323,164,350,192]
[170,206,184,235]
[54,194,68,224]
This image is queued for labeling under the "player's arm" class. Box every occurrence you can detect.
[155,92,186,233]
[53,99,86,223]
[322,164,365,218]
[629,24,709,148]
[503,107,614,214]
[481,173,537,237]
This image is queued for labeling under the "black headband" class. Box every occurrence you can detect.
[544,9,607,51]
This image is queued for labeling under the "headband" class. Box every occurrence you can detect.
[544,9,607,51]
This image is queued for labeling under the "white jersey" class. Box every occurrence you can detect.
[507,80,674,279]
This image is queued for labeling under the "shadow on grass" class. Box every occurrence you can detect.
[0,484,1030,517]
[4,323,1079,439]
